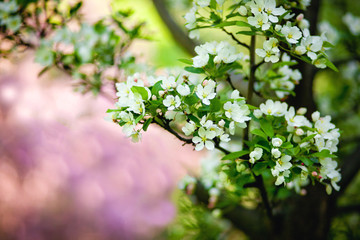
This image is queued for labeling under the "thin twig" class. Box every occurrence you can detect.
[222,27,250,50]
[226,74,236,90]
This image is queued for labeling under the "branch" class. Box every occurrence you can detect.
[254,175,273,220]
[221,27,250,50]
[194,181,271,240]
[154,117,193,144]
[152,0,198,56]
[226,74,236,90]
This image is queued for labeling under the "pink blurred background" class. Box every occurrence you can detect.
[0,1,201,239]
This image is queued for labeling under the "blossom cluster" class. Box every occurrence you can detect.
[36,23,121,67]
[0,0,21,32]
[184,0,333,69]
[256,53,302,99]
[108,73,252,151]
[248,100,341,193]
[192,41,244,68]
[240,0,328,68]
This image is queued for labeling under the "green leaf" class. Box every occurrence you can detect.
[323,41,335,48]
[106,109,120,113]
[221,150,249,160]
[281,142,294,149]
[151,81,163,96]
[210,98,221,112]
[300,157,313,166]
[271,61,297,69]
[311,149,337,158]
[210,0,217,9]
[236,21,252,28]
[254,143,270,152]
[324,58,339,72]
[236,31,257,36]
[251,129,268,140]
[142,118,152,131]
[285,146,300,156]
[70,2,83,16]
[131,86,148,100]
[38,66,51,77]
[178,58,193,65]
[184,66,205,74]
[214,21,237,28]
[260,119,274,137]
[246,104,258,110]
[300,133,317,143]
[187,115,200,125]
[184,94,199,105]
[135,114,144,124]
[253,162,268,176]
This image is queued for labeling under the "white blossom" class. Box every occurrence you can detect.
[272,137,283,147]
[250,147,263,164]
[176,84,191,96]
[223,102,251,123]
[163,95,181,110]
[295,36,323,60]
[196,80,216,105]
[256,38,280,63]
[271,148,282,158]
[248,13,271,31]
[263,0,286,23]
[161,76,177,91]
[238,6,248,16]
[182,121,196,136]
[192,127,216,151]
[281,26,302,44]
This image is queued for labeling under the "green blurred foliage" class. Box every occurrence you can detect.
[112,0,191,67]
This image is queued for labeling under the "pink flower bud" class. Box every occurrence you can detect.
[312,171,318,177]
[297,13,304,21]
[208,196,217,209]
[186,183,195,195]
[202,80,209,86]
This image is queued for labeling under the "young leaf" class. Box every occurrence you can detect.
[221,150,249,160]
[324,58,339,72]
[311,149,337,158]
[236,21,252,28]
[300,133,317,143]
[323,41,335,48]
[300,157,313,166]
[260,119,274,137]
[214,21,237,28]
[251,129,268,140]
[210,98,221,112]
[143,118,153,131]
[131,86,148,100]
[178,59,193,65]
[184,66,205,74]
[236,31,257,36]
[135,114,144,124]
